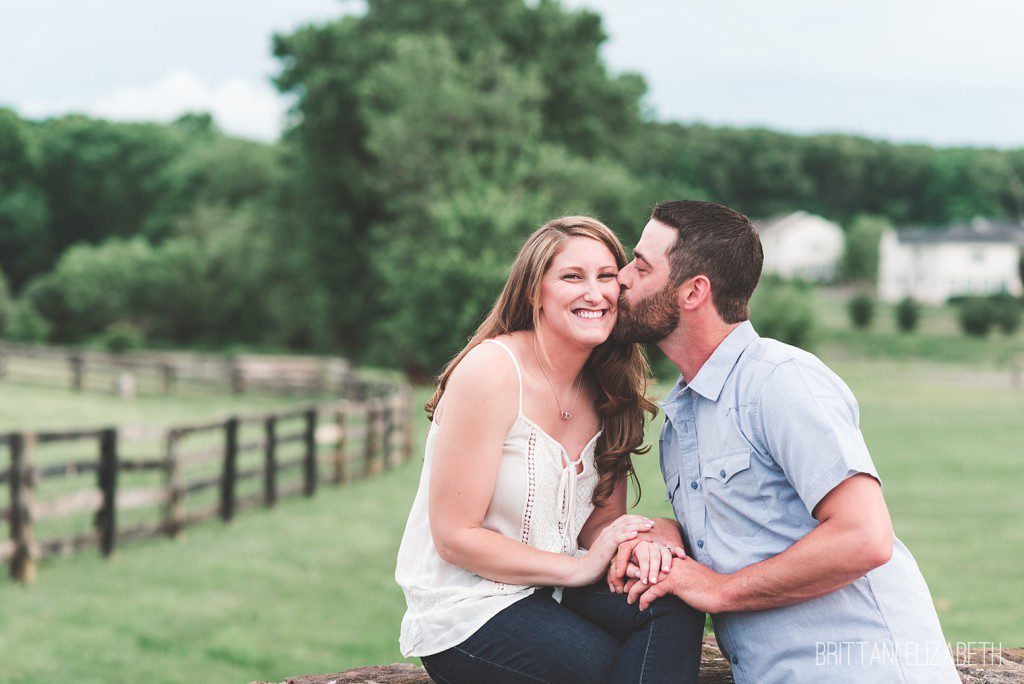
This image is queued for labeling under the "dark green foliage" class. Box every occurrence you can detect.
[271,0,656,373]
[3,300,51,342]
[92,321,145,353]
[895,297,920,333]
[0,269,12,333]
[848,293,875,329]
[989,293,1022,335]
[958,297,995,337]
[0,109,50,289]
[841,215,890,284]
[749,277,816,349]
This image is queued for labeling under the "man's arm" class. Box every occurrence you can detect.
[632,473,894,612]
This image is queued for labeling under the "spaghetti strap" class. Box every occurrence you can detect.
[482,339,524,416]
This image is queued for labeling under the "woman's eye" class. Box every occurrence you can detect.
[599,273,618,280]
[562,274,581,280]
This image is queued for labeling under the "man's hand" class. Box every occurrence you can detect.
[607,517,684,593]
[627,547,731,613]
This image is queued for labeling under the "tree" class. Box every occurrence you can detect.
[958,297,994,337]
[841,215,889,284]
[848,293,875,329]
[0,109,50,289]
[749,277,815,349]
[895,296,920,333]
[271,0,653,369]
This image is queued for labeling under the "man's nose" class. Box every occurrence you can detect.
[617,270,631,290]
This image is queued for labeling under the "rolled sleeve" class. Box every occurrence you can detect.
[757,359,880,516]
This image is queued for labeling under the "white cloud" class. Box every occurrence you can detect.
[23,69,288,141]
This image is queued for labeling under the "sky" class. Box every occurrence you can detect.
[3,0,1023,148]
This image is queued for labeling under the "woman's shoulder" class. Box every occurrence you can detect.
[450,338,520,387]
[437,339,521,427]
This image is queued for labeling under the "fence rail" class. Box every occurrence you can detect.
[2,384,412,583]
[0,342,354,396]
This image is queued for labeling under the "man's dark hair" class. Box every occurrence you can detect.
[651,199,763,323]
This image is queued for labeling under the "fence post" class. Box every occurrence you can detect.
[222,418,238,521]
[8,433,36,583]
[70,352,85,391]
[402,388,413,463]
[303,408,318,496]
[264,415,277,507]
[382,398,396,470]
[363,401,378,477]
[97,428,119,557]
[161,363,177,394]
[229,358,245,394]
[163,429,182,537]
[333,406,348,484]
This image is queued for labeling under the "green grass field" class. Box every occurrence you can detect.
[810,288,1024,366]
[1,353,1022,682]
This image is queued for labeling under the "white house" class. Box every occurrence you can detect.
[878,218,1024,304]
[755,211,844,281]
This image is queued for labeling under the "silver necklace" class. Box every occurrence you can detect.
[532,335,583,420]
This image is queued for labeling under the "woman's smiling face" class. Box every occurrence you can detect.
[537,236,620,349]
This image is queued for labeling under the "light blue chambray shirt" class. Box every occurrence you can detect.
[658,321,958,683]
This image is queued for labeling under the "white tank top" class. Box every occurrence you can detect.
[395,339,603,657]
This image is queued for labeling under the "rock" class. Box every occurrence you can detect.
[249,640,1024,683]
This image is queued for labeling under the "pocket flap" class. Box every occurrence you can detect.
[664,471,680,501]
[703,449,751,484]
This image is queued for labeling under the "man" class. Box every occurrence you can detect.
[608,200,958,682]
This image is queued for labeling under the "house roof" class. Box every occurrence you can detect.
[896,218,1024,245]
[754,211,840,237]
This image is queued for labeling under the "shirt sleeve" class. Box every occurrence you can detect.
[756,358,881,517]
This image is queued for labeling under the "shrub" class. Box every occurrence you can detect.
[848,293,875,329]
[3,300,52,342]
[895,296,920,333]
[990,295,1022,335]
[958,297,994,337]
[0,270,12,334]
[749,277,815,349]
[92,321,145,353]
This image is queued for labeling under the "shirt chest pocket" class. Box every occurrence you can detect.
[701,448,770,538]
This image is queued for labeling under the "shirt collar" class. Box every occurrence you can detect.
[659,320,759,406]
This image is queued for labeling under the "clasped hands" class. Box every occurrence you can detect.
[605,517,729,614]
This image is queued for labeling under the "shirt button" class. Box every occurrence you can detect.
[697,539,704,548]
[719,469,726,478]
[732,655,739,665]
[690,480,698,489]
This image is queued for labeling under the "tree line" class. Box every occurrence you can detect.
[1,0,1022,376]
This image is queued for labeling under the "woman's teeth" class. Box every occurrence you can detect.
[573,309,606,319]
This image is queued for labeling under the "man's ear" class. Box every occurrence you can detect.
[678,275,712,311]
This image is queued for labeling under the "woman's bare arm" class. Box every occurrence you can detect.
[428,345,647,587]
[576,475,627,550]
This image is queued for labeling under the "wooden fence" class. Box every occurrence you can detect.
[0,383,412,583]
[0,342,352,396]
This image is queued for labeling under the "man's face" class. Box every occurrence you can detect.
[613,219,682,344]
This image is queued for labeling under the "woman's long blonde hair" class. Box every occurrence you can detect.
[425,216,657,505]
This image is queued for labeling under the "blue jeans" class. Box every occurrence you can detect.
[420,582,705,683]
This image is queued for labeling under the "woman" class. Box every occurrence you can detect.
[395,216,705,683]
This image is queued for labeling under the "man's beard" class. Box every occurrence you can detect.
[612,285,680,344]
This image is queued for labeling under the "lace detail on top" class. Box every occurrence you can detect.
[521,429,538,546]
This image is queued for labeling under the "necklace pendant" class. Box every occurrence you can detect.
[561,410,572,420]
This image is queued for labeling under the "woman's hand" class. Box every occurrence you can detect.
[570,515,653,586]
